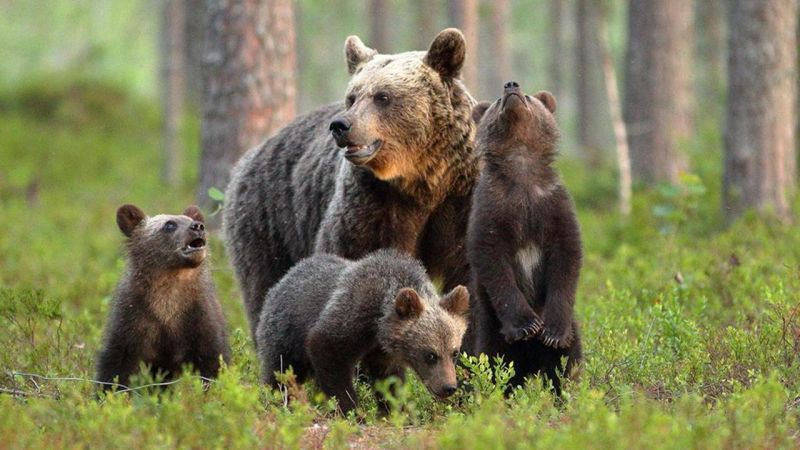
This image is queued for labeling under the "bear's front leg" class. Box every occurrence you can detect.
[306,327,360,415]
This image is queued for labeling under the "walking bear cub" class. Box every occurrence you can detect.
[468,82,582,394]
[96,204,230,390]
[256,249,469,415]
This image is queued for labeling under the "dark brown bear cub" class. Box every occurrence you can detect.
[256,249,469,415]
[468,82,583,394]
[96,204,230,390]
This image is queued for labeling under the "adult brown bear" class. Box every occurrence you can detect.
[223,29,478,336]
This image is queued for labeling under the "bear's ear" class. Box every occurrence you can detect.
[116,204,146,237]
[440,285,470,318]
[423,28,466,79]
[534,91,557,114]
[183,205,205,223]
[394,288,425,319]
[344,35,377,75]
[472,101,492,124]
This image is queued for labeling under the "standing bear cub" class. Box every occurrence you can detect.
[256,249,469,415]
[468,82,582,394]
[96,204,230,390]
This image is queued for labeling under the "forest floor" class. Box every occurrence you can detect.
[1,79,799,449]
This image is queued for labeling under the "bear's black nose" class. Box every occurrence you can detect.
[504,81,520,90]
[190,221,205,232]
[329,118,351,139]
[441,385,457,397]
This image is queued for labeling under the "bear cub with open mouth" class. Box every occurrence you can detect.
[96,204,230,390]
[468,82,583,394]
[256,249,469,415]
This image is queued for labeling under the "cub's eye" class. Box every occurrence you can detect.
[425,352,439,365]
[452,350,460,361]
[162,221,177,233]
[346,94,356,108]
[373,92,391,107]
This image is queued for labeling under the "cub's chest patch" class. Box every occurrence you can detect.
[516,243,542,275]
[148,270,197,326]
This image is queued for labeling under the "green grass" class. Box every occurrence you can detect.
[1,79,798,449]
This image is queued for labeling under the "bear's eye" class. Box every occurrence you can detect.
[373,92,391,107]
[451,350,460,361]
[162,221,177,233]
[424,351,439,365]
[345,94,356,109]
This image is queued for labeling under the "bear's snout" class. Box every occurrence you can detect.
[329,117,352,147]
[440,384,457,398]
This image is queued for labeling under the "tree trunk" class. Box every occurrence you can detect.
[368,0,390,52]
[488,0,511,92]
[623,0,694,185]
[161,0,185,187]
[549,0,565,101]
[413,0,439,49]
[198,0,297,217]
[597,7,631,217]
[447,0,479,93]
[724,0,797,222]
[575,0,608,165]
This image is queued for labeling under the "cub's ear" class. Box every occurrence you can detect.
[535,91,557,114]
[344,35,377,75]
[183,205,205,223]
[472,101,492,124]
[423,28,466,79]
[116,204,146,237]
[394,288,425,319]
[440,285,470,318]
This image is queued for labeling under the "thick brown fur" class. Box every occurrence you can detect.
[223,29,478,339]
[255,249,469,415]
[466,83,583,394]
[96,204,230,390]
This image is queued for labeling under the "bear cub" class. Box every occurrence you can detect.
[468,82,583,393]
[256,249,469,415]
[96,204,230,390]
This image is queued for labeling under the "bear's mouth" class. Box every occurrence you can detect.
[501,92,525,110]
[344,139,383,165]
[181,237,206,254]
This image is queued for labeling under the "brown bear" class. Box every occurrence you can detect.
[467,82,583,394]
[255,249,469,415]
[222,29,478,339]
[96,204,230,390]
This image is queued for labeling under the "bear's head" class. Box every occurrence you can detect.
[474,81,559,159]
[116,204,208,269]
[329,28,472,182]
[383,285,469,400]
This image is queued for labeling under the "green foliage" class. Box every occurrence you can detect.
[1,77,800,448]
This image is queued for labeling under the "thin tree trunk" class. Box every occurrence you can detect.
[575,0,607,165]
[447,0,479,93]
[413,0,438,49]
[597,8,631,216]
[549,0,564,100]
[624,0,694,185]
[489,0,511,91]
[183,0,205,106]
[724,0,797,222]
[161,0,185,187]
[198,0,297,216]
[368,0,390,52]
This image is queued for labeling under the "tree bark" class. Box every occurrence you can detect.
[161,0,185,187]
[198,0,297,215]
[447,0,479,93]
[575,0,608,165]
[724,0,797,222]
[597,8,631,216]
[368,0,390,52]
[183,0,206,106]
[623,0,694,185]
